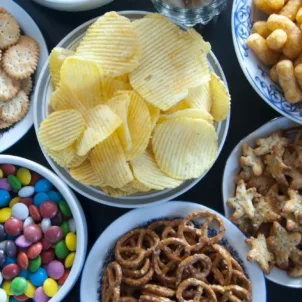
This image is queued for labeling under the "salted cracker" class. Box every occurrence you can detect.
[0,118,13,130]
[0,8,10,15]
[0,13,20,49]
[0,69,20,101]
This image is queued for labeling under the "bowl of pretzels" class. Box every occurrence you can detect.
[80,201,266,301]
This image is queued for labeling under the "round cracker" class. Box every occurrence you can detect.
[0,69,20,101]
[0,13,20,50]
[0,118,13,130]
[20,77,33,96]
[2,43,39,80]
[0,8,10,15]
[0,90,29,123]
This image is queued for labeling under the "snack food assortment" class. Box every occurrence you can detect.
[0,7,40,130]
[0,163,77,301]
[101,211,252,302]
[227,128,302,276]
[37,12,231,197]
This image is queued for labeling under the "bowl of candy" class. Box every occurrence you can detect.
[0,155,87,301]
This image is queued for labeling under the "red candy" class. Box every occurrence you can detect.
[4,217,23,236]
[0,164,16,176]
[17,252,29,269]
[41,248,55,264]
[2,264,20,280]
[58,269,70,285]
[51,211,62,226]
[45,226,64,244]
[13,294,28,301]
[23,224,42,243]
[27,242,43,259]
[20,198,33,206]
[41,236,52,251]
[29,205,42,222]
[29,172,41,186]
[40,201,58,219]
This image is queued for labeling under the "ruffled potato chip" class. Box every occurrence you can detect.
[187,28,211,55]
[145,101,160,130]
[152,117,218,180]
[131,179,151,192]
[101,186,137,197]
[184,82,212,112]
[164,100,190,114]
[89,132,133,188]
[100,78,132,103]
[39,110,86,151]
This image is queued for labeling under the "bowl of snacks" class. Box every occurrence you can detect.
[223,116,302,287]
[33,11,231,208]
[232,0,302,124]
[80,201,266,301]
[0,155,87,301]
[0,0,48,152]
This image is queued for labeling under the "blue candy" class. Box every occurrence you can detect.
[29,267,48,286]
[48,190,62,203]
[34,179,53,193]
[2,256,17,266]
[34,192,49,207]
[20,269,29,279]
[0,190,10,207]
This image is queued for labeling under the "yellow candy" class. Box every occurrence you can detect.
[0,208,11,223]
[43,278,58,297]
[25,281,36,298]
[16,168,31,185]
[65,232,77,252]
[65,252,75,268]
[0,169,3,178]
[9,197,20,208]
[2,281,12,295]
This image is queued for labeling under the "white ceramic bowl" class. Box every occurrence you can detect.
[0,155,88,301]
[80,201,266,301]
[32,0,114,12]
[0,0,48,153]
[222,116,302,287]
[33,11,230,208]
[232,0,302,124]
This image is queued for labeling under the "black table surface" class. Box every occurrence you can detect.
[6,0,301,300]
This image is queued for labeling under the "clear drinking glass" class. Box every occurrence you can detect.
[151,0,227,26]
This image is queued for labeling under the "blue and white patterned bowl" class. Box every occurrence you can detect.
[232,0,302,124]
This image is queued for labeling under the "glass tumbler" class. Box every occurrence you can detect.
[151,0,227,26]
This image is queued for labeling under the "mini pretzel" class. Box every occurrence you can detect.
[142,284,175,298]
[157,238,190,262]
[102,261,122,302]
[162,220,183,239]
[139,295,174,302]
[120,298,138,302]
[231,270,252,293]
[178,211,226,251]
[222,285,252,302]
[176,278,217,302]
[123,266,154,286]
[148,220,172,237]
[123,258,152,278]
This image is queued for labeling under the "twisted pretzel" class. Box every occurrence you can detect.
[102,261,122,302]
[123,258,152,278]
[139,295,174,302]
[142,284,175,298]
[157,238,190,262]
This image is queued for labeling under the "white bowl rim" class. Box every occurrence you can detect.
[0,155,88,301]
[33,10,230,208]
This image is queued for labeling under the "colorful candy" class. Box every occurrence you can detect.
[10,277,27,296]
[16,169,31,186]
[11,204,28,221]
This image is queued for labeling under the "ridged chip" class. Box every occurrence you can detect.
[0,69,20,101]
[89,132,133,188]
[76,104,122,156]
[187,28,211,55]
[152,117,218,180]
[164,100,190,114]
[210,72,231,121]
[145,101,160,130]
[130,150,183,190]
[107,94,132,151]
[100,78,131,103]
[60,56,103,108]
[131,179,151,192]
[0,13,20,49]
[129,15,209,110]
[184,82,212,112]
[49,47,75,89]
[75,11,141,77]
[101,186,136,197]
[39,109,86,151]
[70,160,104,186]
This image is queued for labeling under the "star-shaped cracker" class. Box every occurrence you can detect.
[289,168,302,190]
[252,196,280,229]
[235,167,253,183]
[288,265,302,277]
[266,184,287,215]
[227,179,257,223]
[294,144,302,168]
[283,149,297,167]
[240,144,264,176]
[247,175,275,196]
[254,130,289,156]
[245,233,275,274]
[283,189,302,224]
[267,221,302,269]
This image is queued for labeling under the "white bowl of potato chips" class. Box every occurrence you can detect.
[33,11,230,208]
[232,0,302,124]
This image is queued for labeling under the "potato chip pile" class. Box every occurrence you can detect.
[38,12,231,197]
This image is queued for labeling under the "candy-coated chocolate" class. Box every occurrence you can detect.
[45,226,64,244]
[19,270,28,279]
[10,277,27,295]
[0,250,6,267]
[35,180,52,193]
[46,260,64,280]
[0,288,6,301]
[65,233,76,252]
[15,236,32,248]
[11,204,28,221]
[41,249,55,265]
[40,219,51,234]
[54,241,69,259]
[9,197,20,208]
[23,217,34,228]
[28,172,41,186]
[6,241,17,258]
[0,192,10,208]
[0,224,6,241]
[0,271,2,285]
[42,278,58,297]
[0,179,11,191]
[27,242,42,259]
[29,268,47,287]
[33,193,49,208]
[57,269,69,286]
[60,221,69,236]
[2,257,17,267]
[24,280,35,298]
[23,224,42,243]
[67,218,76,233]
[2,264,20,280]
[19,198,33,207]
[29,256,41,272]
[50,212,62,226]
[58,201,71,217]
[7,176,21,191]
[0,208,11,223]
[28,205,41,222]
[16,168,31,186]
[17,252,28,270]
[47,191,62,203]
[34,286,49,302]
[0,169,2,178]
[2,280,12,295]
[40,237,52,251]
[5,218,23,236]
[40,201,58,219]
[0,165,16,177]
[18,187,34,198]
[64,252,75,269]
[13,293,28,301]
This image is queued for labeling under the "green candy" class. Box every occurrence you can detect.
[60,221,70,236]
[29,255,41,272]
[8,175,22,191]
[55,240,69,259]
[59,200,72,217]
[10,277,27,295]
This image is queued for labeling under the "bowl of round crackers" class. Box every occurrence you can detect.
[33,11,231,208]
[223,116,302,287]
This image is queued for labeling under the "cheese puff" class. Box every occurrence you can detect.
[247,33,280,65]
[294,63,302,89]
[270,65,279,83]
[254,0,285,14]
[266,30,288,52]
[267,14,302,59]
[276,60,302,103]
[294,52,302,66]
[280,0,302,20]
[252,21,272,38]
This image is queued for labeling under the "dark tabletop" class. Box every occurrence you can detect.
[6,0,301,300]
